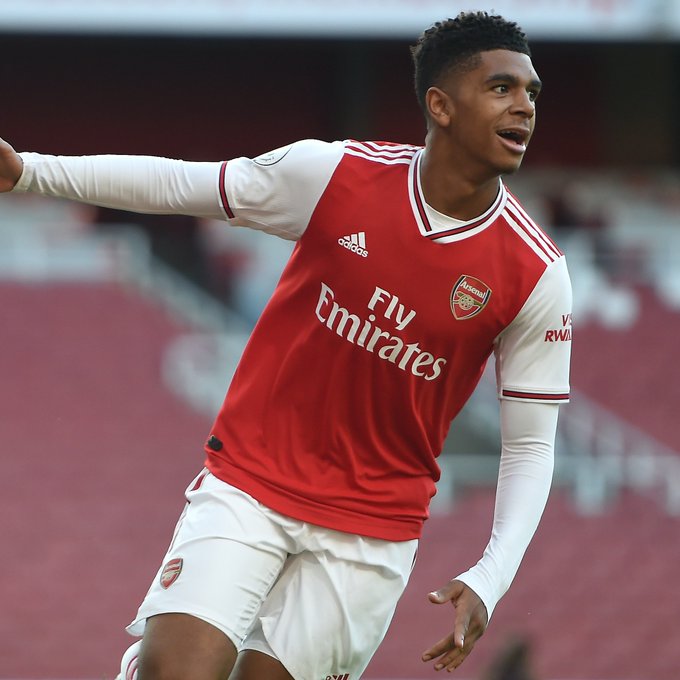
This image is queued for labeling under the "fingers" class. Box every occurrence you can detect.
[422,580,488,672]
[422,619,484,672]
[0,137,23,192]
[422,631,461,661]
[421,632,471,672]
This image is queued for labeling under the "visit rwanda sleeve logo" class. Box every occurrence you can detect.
[450,275,492,320]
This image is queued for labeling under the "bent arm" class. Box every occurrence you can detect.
[13,151,225,220]
[454,399,558,618]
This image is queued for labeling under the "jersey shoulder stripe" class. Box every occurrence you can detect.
[502,197,562,266]
[349,139,421,154]
[344,140,419,165]
[506,193,563,257]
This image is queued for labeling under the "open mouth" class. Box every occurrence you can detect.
[497,128,529,153]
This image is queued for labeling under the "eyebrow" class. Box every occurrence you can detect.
[486,72,543,90]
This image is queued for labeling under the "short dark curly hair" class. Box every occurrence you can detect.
[411,11,531,114]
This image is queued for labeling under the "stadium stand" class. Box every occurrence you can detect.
[0,279,213,677]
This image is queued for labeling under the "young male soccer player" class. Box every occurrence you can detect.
[0,11,571,679]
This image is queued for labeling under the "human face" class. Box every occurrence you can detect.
[436,49,541,178]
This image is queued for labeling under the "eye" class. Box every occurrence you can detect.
[493,84,510,95]
[528,89,540,102]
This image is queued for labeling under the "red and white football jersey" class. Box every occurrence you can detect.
[205,139,571,541]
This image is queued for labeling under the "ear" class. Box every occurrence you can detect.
[425,86,454,128]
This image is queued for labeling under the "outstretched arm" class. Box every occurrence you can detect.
[7,145,224,219]
[1,137,221,217]
[0,138,23,192]
[0,137,344,239]
[422,399,558,672]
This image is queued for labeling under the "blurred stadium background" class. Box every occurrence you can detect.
[1,1,679,679]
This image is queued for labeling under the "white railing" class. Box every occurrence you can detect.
[556,393,680,515]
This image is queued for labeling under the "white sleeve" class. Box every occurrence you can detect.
[219,138,343,240]
[495,256,572,403]
[454,399,558,619]
[14,152,226,220]
[13,138,344,241]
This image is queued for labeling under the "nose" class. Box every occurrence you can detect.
[512,90,535,119]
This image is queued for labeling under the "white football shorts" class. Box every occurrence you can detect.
[127,469,418,680]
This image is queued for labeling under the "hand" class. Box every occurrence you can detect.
[421,579,488,672]
[0,137,24,192]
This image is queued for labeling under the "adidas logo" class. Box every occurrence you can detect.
[337,231,368,258]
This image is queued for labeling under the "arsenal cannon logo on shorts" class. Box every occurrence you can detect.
[450,275,492,320]
[159,558,183,589]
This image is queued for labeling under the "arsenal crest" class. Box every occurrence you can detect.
[160,558,183,589]
[450,275,492,320]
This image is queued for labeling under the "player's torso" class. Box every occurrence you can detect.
[275,145,541,399]
[207,142,552,539]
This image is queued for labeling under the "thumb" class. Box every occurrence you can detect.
[428,579,464,604]
[427,589,447,604]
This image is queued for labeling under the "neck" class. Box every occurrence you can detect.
[420,137,501,221]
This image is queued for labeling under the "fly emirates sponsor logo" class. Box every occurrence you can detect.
[315,283,447,381]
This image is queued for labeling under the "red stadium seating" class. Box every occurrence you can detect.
[570,286,680,452]
[0,282,212,678]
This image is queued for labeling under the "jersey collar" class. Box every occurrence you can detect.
[408,149,508,244]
